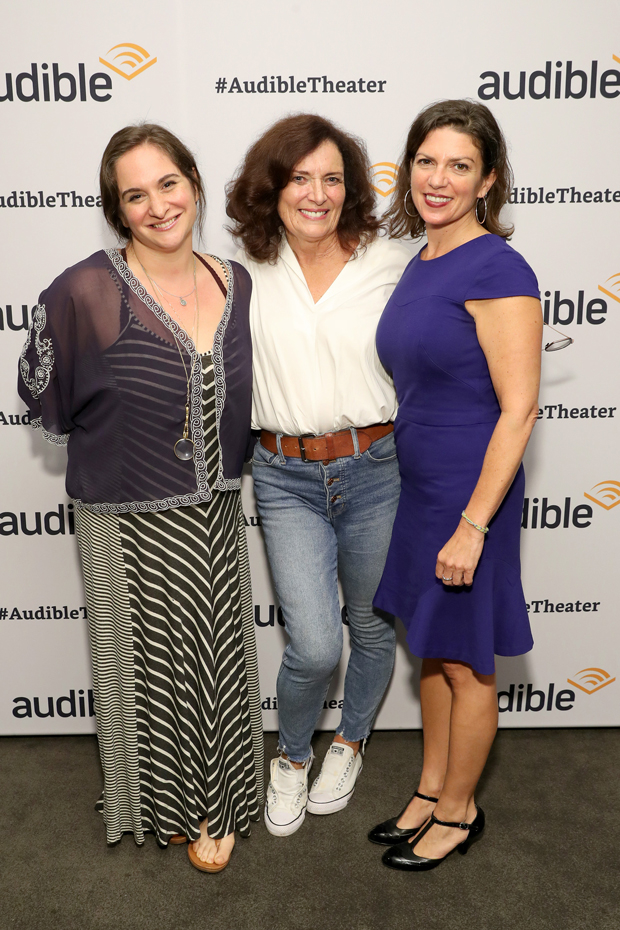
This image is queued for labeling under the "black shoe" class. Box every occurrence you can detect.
[367,791,439,846]
[381,805,485,871]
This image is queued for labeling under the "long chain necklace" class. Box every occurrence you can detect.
[134,249,200,461]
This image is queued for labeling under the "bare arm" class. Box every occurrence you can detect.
[436,294,542,587]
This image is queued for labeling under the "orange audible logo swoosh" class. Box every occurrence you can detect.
[99,43,158,80]
[567,668,616,694]
[584,480,620,510]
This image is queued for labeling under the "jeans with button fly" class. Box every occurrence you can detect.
[252,430,400,763]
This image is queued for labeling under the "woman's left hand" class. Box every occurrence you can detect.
[436,522,485,586]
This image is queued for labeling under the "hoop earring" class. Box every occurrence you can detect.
[404,189,417,218]
[475,195,488,226]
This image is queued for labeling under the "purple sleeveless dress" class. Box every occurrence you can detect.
[374,235,540,675]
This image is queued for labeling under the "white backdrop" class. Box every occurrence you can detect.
[2,0,619,734]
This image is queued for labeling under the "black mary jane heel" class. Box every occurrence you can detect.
[367,791,439,846]
[381,805,485,871]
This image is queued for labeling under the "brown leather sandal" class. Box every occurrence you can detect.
[187,840,232,873]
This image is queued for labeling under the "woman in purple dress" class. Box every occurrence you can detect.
[368,100,542,871]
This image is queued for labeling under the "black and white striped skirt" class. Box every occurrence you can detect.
[75,491,264,845]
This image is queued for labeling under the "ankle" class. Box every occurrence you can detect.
[418,782,443,799]
[280,753,306,770]
[434,798,476,823]
[333,735,360,756]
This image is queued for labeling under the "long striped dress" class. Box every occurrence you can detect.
[76,355,264,845]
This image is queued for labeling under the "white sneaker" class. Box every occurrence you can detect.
[307,743,363,815]
[264,753,314,837]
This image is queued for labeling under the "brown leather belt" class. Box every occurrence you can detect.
[260,423,394,463]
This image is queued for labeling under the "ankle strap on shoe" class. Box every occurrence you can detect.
[430,811,474,830]
[414,790,439,803]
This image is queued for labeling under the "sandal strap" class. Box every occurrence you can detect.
[430,811,474,830]
[414,790,439,803]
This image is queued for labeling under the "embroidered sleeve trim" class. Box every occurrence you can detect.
[19,304,55,399]
[30,417,70,446]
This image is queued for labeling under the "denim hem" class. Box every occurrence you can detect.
[335,726,371,744]
[277,742,313,766]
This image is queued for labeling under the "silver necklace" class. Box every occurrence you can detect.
[136,252,200,461]
[142,273,196,306]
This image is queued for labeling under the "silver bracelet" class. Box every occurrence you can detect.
[461,510,489,534]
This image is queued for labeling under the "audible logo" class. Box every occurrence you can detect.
[13,689,95,718]
[498,682,574,713]
[566,668,616,694]
[598,273,620,304]
[584,480,620,511]
[478,56,620,101]
[0,63,112,103]
[0,503,75,536]
[99,43,157,81]
[0,304,35,333]
[521,497,592,529]
[254,604,349,627]
[542,288,607,327]
[370,163,398,198]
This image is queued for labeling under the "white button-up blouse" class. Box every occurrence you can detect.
[236,236,411,435]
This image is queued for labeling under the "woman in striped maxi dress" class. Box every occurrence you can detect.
[18,124,263,873]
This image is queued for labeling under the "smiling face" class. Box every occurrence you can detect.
[277,140,346,247]
[410,126,496,231]
[115,143,198,253]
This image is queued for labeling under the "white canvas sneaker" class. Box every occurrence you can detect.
[307,743,363,815]
[264,753,314,837]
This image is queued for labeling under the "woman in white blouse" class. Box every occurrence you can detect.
[226,114,410,837]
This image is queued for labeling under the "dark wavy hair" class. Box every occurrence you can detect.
[225,113,382,262]
[387,99,514,241]
[99,122,206,240]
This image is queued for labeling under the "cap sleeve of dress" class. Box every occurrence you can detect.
[17,275,76,446]
[465,242,540,302]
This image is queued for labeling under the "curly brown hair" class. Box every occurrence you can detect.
[99,123,206,240]
[387,99,514,241]
[225,113,382,262]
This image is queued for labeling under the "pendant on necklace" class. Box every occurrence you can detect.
[180,298,187,306]
[174,437,195,461]
[174,402,195,460]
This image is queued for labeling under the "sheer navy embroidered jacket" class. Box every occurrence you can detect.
[18,249,253,513]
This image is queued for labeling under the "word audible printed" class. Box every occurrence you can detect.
[1,63,112,102]
[0,306,35,333]
[254,604,349,628]
[0,504,75,536]
[215,75,387,95]
[261,696,344,711]
[12,689,95,718]
[498,683,574,712]
[3,606,87,620]
[537,405,616,420]
[510,187,620,204]
[521,498,592,529]
[478,59,620,100]
[0,191,101,209]
[542,290,607,326]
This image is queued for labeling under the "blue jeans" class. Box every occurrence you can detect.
[252,430,400,763]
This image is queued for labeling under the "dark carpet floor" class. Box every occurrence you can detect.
[1,728,619,930]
